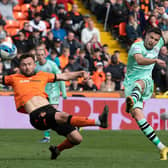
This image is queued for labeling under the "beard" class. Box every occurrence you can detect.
[20,69,36,77]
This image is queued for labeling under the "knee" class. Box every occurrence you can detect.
[72,135,83,145]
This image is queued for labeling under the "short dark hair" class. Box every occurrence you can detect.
[19,54,35,64]
[146,27,162,37]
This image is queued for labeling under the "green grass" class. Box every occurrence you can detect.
[0,130,168,168]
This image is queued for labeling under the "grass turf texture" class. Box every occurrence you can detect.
[0,130,168,168]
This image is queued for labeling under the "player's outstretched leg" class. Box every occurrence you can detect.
[67,105,109,128]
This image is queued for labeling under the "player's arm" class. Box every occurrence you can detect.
[134,53,166,67]
[56,71,89,81]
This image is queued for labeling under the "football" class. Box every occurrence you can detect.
[0,41,17,60]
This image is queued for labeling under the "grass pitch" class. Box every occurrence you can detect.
[0,130,168,168]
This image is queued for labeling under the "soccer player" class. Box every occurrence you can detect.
[124,26,168,160]
[35,46,67,143]
[1,54,109,159]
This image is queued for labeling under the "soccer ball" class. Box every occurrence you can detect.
[0,41,17,60]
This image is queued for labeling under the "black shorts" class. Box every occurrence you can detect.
[29,105,76,136]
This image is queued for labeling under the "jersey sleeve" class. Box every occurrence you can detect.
[130,43,143,56]
[3,75,14,86]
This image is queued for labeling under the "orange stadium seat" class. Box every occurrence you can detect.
[119,22,126,36]
[13,4,22,12]
[13,12,28,20]
[21,4,31,13]
[6,28,20,36]
[4,20,20,29]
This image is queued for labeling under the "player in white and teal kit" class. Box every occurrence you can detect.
[124,27,168,160]
[35,47,67,143]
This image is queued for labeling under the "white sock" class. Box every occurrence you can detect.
[157,142,166,150]
[95,119,101,126]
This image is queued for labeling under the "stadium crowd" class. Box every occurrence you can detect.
[0,0,168,93]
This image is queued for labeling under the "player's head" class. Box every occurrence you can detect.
[144,27,162,50]
[19,54,36,77]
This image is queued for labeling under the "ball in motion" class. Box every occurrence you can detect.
[0,41,17,60]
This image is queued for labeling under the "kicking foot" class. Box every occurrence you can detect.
[99,105,109,128]
[40,137,50,143]
[49,145,60,160]
[160,147,168,160]
[126,96,134,113]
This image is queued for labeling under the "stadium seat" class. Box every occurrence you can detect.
[119,22,126,36]
[13,4,22,12]
[6,28,20,36]
[21,4,31,13]
[4,20,20,29]
[13,12,28,20]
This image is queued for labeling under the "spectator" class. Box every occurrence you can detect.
[153,46,168,92]
[52,38,63,56]
[83,78,97,91]
[101,44,110,66]
[90,34,102,52]
[69,79,83,91]
[67,4,83,37]
[79,14,91,34]
[92,62,105,90]
[51,20,67,41]
[0,0,18,20]
[42,0,58,20]
[11,51,22,74]
[104,55,125,90]
[59,47,70,70]
[126,15,142,44]
[20,22,32,40]
[57,0,74,12]
[27,28,42,50]
[45,31,54,52]
[75,49,89,72]
[129,4,147,32]
[62,16,75,34]
[64,55,83,72]
[28,0,43,20]
[147,15,159,29]
[46,49,60,68]
[163,0,168,14]
[81,20,100,45]
[100,72,115,92]
[57,4,67,25]
[62,31,83,55]
[12,31,28,53]
[29,12,47,36]
[159,18,168,31]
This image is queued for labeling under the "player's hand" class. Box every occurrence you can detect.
[156,59,166,67]
[82,71,90,80]
[156,6,166,15]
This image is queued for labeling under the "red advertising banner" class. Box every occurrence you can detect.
[0,96,168,130]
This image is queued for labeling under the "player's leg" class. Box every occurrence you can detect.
[49,125,82,159]
[126,80,145,113]
[132,108,168,160]
[55,105,109,128]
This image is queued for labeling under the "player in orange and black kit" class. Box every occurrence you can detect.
[1,54,109,160]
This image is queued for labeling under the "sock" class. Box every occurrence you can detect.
[137,119,165,150]
[69,116,96,127]
[44,130,50,139]
[131,83,142,104]
[57,139,74,152]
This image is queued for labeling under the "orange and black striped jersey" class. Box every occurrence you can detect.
[3,71,56,113]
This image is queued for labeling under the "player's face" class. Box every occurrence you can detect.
[144,32,161,50]
[36,49,46,64]
[19,57,36,76]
